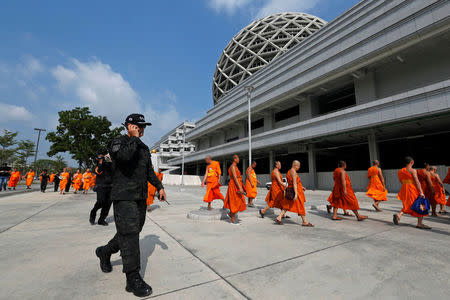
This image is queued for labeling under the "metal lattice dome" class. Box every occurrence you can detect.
[212,12,327,104]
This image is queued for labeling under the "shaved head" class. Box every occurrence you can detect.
[292,160,300,167]
[205,155,212,164]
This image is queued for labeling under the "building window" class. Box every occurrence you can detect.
[317,84,356,115]
[274,105,299,122]
[251,118,264,130]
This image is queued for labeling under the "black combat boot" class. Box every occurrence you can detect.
[97,220,108,226]
[95,246,112,273]
[89,211,96,225]
[126,272,152,297]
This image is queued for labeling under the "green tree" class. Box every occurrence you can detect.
[32,159,56,172]
[52,155,67,171]
[16,139,35,168]
[0,129,18,164]
[46,107,122,168]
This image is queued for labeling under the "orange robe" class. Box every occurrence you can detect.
[417,169,433,200]
[90,175,96,189]
[83,172,93,190]
[224,166,246,214]
[278,171,306,216]
[397,168,423,217]
[59,172,70,191]
[147,173,163,206]
[25,172,35,186]
[444,168,450,206]
[72,173,83,191]
[431,175,446,206]
[49,174,55,183]
[328,168,360,210]
[8,171,21,187]
[203,161,224,203]
[265,170,285,208]
[244,168,258,198]
[366,166,388,201]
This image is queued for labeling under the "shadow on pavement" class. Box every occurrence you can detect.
[110,234,168,277]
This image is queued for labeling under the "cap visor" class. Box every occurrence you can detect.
[137,122,152,126]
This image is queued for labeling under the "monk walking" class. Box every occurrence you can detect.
[201,156,224,210]
[59,168,70,195]
[83,169,93,194]
[275,161,314,227]
[72,170,83,194]
[393,157,430,229]
[328,161,368,221]
[147,169,163,212]
[260,161,286,217]
[8,168,21,190]
[429,166,447,216]
[417,163,435,201]
[25,169,35,189]
[245,161,261,207]
[366,160,388,212]
[444,167,450,207]
[224,155,246,224]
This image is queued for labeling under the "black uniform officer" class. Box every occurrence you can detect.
[90,149,113,226]
[95,114,166,298]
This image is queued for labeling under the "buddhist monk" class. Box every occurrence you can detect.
[417,163,435,201]
[90,174,96,190]
[366,160,388,212]
[25,169,35,189]
[224,154,246,224]
[274,160,314,226]
[83,169,93,194]
[201,156,224,210]
[444,167,450,207]
[49,173,55,184]
[8,168,21,190]
[393,157,430,229]
[245,161,261,207]
[260,161,286,217]
[59,168,70,194]
[429,166,447,216]
[147,169,164,212]
[328,161,368,221]
[72,170,83,194]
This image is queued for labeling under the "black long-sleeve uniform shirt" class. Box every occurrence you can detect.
[95,160,113,189]
[110,135,163,201]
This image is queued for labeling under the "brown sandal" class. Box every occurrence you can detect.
[274,219,284,225]
[302,223,314,227]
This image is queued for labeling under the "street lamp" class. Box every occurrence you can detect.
[33,128,46,169]
[245,85,255,168]
[181,123,186,187]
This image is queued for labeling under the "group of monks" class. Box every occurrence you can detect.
[199,154,450,229]
[5,168,35,190]
[55,168,96,195]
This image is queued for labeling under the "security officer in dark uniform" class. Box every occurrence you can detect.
[95,114,166,298]
[90,148,113,226]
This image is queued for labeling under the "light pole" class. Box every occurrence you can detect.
[245,85,255,168]
[33,128,46,169]
[181,124,186,187]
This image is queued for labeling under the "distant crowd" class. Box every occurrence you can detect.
[0,163,96,194]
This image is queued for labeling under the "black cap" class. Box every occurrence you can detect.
[123,114,152,127]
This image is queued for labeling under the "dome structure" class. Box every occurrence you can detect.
[212,12,327,104]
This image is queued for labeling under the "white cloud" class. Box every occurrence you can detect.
[52,59,141,123]
[256,0,319,18]
[209,0,253,13]
[208,0,320,18]
[18,55,44,78]
[0,102,34,123]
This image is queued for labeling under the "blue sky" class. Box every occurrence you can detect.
[0,0,359,164]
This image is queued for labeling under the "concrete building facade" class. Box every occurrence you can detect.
[168,0,450,191]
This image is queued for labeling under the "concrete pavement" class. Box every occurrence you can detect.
[0,186,449,299]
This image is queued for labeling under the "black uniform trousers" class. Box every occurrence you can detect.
[54,178,60,192]
[40,182,47,192]
[90,187,112,222]
[105,200,146,274]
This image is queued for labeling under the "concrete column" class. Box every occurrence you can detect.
[263,110,273,132]
[196,164,200,176]
[368,131,379,163]
[269,150,274,173]
[242,157,247,170]
[222,160,227,185]
[308,144,317,190]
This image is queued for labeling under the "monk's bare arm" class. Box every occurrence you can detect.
[201,167,208,186]
[291,169,298,196]
[274,169,284,186]
[246,167,254,188]
[411,169,424,196]
[435,174,444,187]
[231,165,243,192]
[378,168,386,187]
[341,170,347,194]
[426,173,435,193]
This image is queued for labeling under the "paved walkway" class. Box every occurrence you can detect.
[0,186,449,299]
